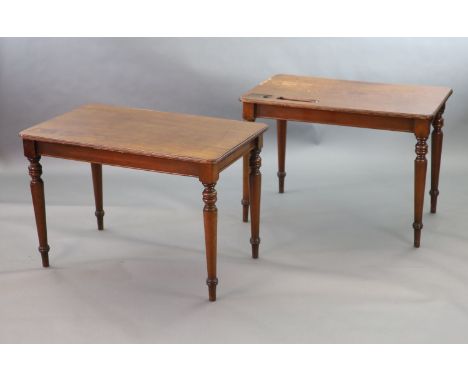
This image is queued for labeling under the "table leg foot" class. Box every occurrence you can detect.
[206,278,218,302]
[250,238,260,259]
[413,222,422,248]
[39,245,50,267]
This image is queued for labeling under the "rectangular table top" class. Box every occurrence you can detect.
[20,104,268,163]
[241,74,452,119]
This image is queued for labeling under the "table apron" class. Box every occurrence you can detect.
[253,104,418,133]
[34,141,203,177]
[28,140,259,183]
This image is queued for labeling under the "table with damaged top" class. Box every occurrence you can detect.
[240,74,452,248]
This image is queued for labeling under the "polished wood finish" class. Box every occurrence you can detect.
[430,105,445,213]
[202,182,218,301]
[241,74,452,119]
[26,152,50,267]
[91,163,104,230]
[413,120,431,248]
[242,154,249,222]
[21,104,267,301]
[20,104,265,163]
[241,103,256,222]
[253,103,415,132]
[276,120,287,193]
[241,75,452,247]
[249,144,262,258]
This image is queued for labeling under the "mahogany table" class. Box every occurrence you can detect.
[240,74,452,247]
[20,104,268,301]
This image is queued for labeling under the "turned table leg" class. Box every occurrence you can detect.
[28,156,50,267]
[202,182,218,301]
[413,133,429,248]
[430,105,445,214]
[242,154,249,222]
[249,147,262,259]
[91,163,105,230]
[277,120,287,193]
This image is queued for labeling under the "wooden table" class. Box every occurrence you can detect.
[20,104,268,301]
[241,74,452,247]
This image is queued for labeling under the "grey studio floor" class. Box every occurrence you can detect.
[1,126,468,344]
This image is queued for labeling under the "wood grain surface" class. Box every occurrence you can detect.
[241,74,452,119]
[20,104,268,163]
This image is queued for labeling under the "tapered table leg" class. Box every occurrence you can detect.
[277,120,287,193]
[430,105,445,214]
[28,156,50,267]
[249,147,262,259]
[413,134,429,248]
[91,163,105,230]
[202,182,218,301]
[241,154,249,222]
